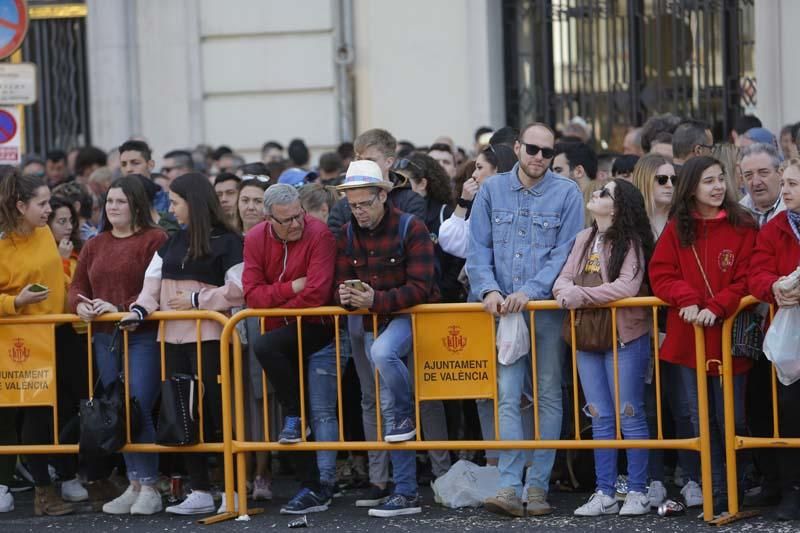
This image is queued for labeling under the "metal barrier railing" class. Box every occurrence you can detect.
[0,311,235,526]
[717,295,787,525]
[220,297,716,521]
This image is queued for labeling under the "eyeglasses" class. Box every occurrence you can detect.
[348,194,380,212]
[270,210,305,226]
[655,174,677,186]
[599,187,615,200]
[394,158,424,175]
[242,174,270,183]
[521,143,556,159]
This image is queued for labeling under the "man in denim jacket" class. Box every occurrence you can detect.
[467,122,584,517]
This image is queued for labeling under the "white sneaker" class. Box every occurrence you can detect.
[131,486,162,515]
[252,477,272,501]
[61,477,88,502]
[0,485,14,513]
[574,490,619,517]
[646,480,667,508]
[102,485,139,514]
[216,492,239,514]
[619,491,650,516]
[680,480,703,508]
[165,490,215,515]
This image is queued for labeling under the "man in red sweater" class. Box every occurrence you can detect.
[242,183,337,515]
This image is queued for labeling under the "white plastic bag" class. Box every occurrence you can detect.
[432,460,501,508]
[496,312,529,365]
[763,306,800,386]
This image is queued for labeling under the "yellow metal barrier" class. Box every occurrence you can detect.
[717,295,783,525]
[0,311,236,526]
[221,297,717,522]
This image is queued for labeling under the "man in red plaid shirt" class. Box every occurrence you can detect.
[334,160,438,518]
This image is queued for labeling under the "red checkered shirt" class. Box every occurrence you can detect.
[335,206,439,320]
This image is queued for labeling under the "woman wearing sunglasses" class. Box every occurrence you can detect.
[631,153,676,241]
[553,179,655,516]
[649,156,757,516]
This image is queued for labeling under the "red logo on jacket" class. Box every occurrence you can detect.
[718,249,735,272]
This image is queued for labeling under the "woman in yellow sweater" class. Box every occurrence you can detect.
[0,171,73,516]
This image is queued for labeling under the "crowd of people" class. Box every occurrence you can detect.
[0,112,799,522]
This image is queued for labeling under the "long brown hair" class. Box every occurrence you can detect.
[669,156,756,247]
[0,169,47,235]
[169,173,235,260]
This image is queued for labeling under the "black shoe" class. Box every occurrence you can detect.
[355,485,391,508]
[744,484,782,507]
[367,493,421,518]
[279,488,331,515]
[776,488,800,521]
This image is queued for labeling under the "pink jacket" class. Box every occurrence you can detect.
[553,228,650,344]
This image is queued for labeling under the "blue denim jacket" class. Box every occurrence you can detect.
[466,164,584,301]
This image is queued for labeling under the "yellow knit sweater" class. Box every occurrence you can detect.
[0,226,66,316]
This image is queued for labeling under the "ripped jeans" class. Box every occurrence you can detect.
[576,333,650,495]
[308,330,351,487]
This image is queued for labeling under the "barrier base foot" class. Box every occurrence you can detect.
[243,506,265,517]
[710,509,760,526]
[198,511,238,525]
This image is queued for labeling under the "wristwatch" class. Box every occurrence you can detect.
[457,197,473,209]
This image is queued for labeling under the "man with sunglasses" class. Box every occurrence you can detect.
[467,122,584,518]
[334,160,439,518]
[672,119,714,171]
[243,183,339,515]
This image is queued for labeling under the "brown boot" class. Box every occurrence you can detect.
[34,485,74,516]
[87,478,124,511]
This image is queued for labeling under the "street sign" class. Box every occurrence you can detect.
[0,106,21,165]
[0,63,35,105]
[0,0,28,60]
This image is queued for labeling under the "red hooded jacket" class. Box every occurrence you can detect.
[748,212,800,303]
[649,213,757,376]
[243,215,336,331]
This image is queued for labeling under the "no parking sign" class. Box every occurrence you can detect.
[0,106,20,164]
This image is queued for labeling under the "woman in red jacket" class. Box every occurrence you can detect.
[748,157,800,520]
[649,156,757,515]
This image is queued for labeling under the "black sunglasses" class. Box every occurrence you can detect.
[522,143,556,159]
[655,174,677,186]
[599,187,615,200]
[394,158,424,174]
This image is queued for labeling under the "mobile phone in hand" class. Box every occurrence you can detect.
[344,279,366,292]
[29,283,48,293]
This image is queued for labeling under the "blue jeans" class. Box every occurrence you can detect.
[577,334,650,495]
[645,359,699,483]
[679,366,746,495]
[497,309,566,495]
[308,329,351,486]
[93,331,160,484]
[360,316,416,497]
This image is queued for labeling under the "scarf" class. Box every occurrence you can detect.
[788,210,800,244]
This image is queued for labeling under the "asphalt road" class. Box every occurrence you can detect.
[0,479,796,533]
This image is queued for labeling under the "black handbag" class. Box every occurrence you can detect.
[79,326,142,455]
[155,373,199,446]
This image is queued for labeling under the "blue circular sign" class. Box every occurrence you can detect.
[0,109,17,143]
[0,0,27,60]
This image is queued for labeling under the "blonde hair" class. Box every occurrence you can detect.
[631,153,670,219]
[712,143,742,201]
